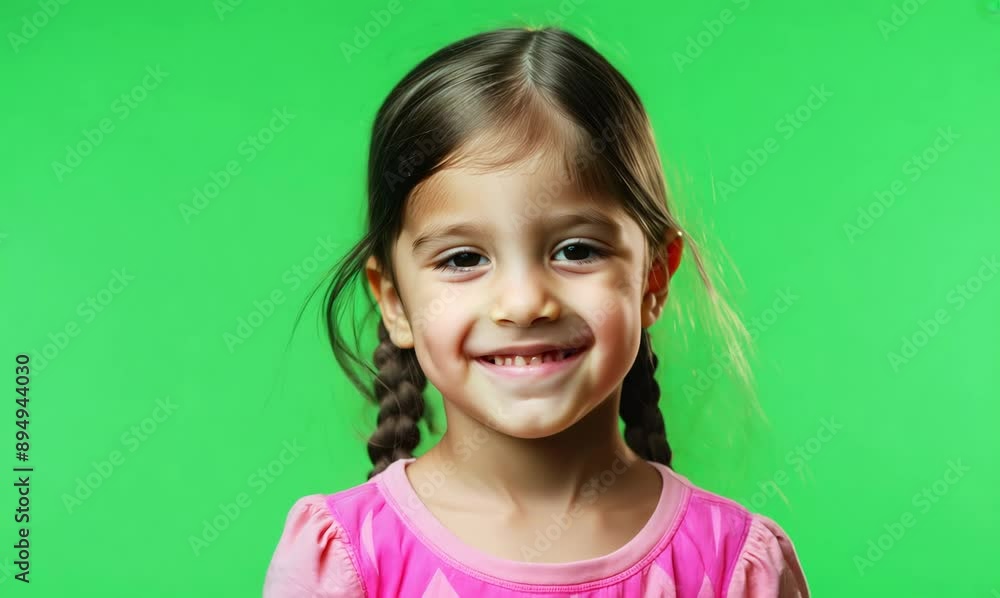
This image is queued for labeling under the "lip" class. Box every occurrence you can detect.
[473,346,588,382]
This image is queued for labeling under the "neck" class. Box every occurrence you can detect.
[423,391,648,517]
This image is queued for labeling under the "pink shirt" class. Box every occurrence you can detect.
[264,457,809,597]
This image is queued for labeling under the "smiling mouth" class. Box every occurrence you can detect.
[476,347,584,367]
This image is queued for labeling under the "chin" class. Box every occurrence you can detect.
[484,404,582,440]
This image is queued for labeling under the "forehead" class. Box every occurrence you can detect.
[403,148,622,229]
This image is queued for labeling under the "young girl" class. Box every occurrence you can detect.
[264,26,809,597]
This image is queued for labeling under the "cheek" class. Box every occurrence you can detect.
[592,297,640,354]
[409,288,471,376]
[411,330,453,398]
[416,323,456,363]
[585,280,644,372]
[407,281,465,337]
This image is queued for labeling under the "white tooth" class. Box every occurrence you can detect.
[492,356,503,365]
[504,357,513,366]
[529,355,541,365]
[514,355,527,366]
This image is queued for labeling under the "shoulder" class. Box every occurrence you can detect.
[665,471,810,597]
[664,468,757,551]
[723,513,810,597]
[263,493,369,597]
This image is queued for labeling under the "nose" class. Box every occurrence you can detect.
[489,267,561,327]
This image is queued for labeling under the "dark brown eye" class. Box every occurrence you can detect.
[561,244,592,260]
[451,252,480,268]
[436,251,487,272]
[554,242,607,265]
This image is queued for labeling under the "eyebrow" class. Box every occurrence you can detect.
[410,208,621,254]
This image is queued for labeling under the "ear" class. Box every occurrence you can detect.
[365,256,415,349]
[640,231,684,329]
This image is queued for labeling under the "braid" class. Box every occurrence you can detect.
[620,329,672,468]
[366,318,430,480]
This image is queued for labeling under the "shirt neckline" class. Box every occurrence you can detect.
[375,456,689,586]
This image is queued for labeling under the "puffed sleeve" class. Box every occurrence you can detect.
[725,514,810,598]
[263,495,366,598]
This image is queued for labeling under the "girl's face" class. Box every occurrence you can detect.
[367,149,671,440]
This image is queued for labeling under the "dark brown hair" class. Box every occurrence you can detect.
[315,26,749,481]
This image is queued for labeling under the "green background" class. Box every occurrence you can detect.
[2,0,998,595]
